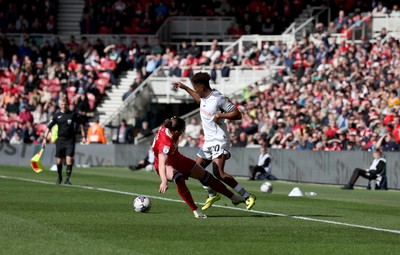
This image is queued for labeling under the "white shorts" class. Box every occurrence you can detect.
[197,140,231,161]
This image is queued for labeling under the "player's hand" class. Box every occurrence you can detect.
[159,181,168,193]
[82,137,87,144]
[42,139,47,148]
[172,81,186,90]
[213,114,222,125]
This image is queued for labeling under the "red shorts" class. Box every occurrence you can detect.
[155,154,196,179]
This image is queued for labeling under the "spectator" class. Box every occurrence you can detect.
[6,96,19,115]
[99,54,117,84]
[248,146,277,180]
[19,106,33,122]
[87,118,106,144]
[122,85,135,101]
[23,121,37,143]
[106,119,134,144]
[9,132,22,144]
[372,2,387,14]
[342,150,387,190]
[391,5,400,16]
[185,118,202,139]
[137,121,152,138]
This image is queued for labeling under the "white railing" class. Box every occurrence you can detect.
[283,6,331,38]
[371,14,400,38]
[156,16,236,42]
[100,63,284,127]
[224,34,296,54]
[4,33,160,47]
[330,13,372,42]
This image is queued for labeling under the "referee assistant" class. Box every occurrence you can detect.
[42,98,86,185]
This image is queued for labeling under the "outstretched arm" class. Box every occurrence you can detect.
[172,82,201,104]
[158,153,169,193]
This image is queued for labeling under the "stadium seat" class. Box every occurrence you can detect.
[95,78,107,95]
[87,93,96,111]
[98,26,112,34]
[40,78,49,88]
[49,78,60,86]
[1,77,11,85]
[98,72,111,84]
[35,123,48,135]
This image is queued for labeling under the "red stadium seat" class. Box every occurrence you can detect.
[98,72,111,83]
[40,78,49,88]
[49,78,60,86]
[35,123,48,135]
[95,78,107,95]
[99,26,112,34]
[66,86,76,95]
[0,115,9,123]
[87,93,96,111]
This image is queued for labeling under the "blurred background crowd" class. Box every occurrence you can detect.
[0,0,398,152]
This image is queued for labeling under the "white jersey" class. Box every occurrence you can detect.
[199,89,235,142]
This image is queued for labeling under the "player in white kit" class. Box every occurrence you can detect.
[172,72,256,210]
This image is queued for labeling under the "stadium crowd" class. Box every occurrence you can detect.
[171,26,400,152]
[81,0,304,35]
[0,35,124,144]
[1,0,400,153]
[0,0,58,34]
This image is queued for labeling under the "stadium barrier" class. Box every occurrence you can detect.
[1,144,398,190]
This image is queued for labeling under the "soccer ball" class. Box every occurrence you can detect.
[260,182,273,193]
[145,164,154,172]
[133,195,152,213]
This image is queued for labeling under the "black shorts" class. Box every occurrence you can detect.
[55,139,76,158]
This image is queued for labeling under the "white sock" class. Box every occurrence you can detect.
[234,184,250,199]
[203,185,217,198]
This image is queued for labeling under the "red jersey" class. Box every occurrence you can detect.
[152,126,195,177]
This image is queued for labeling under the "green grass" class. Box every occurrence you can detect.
[0,165,399,255]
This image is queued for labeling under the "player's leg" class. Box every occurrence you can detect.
[64,142,75,185]
[55,157,63,184]
[342,168,365,189]
[197,147,219,202]
[212,153,256,210]
[55,141,65,185]
[190,163,245,209]
[166,165,206,218]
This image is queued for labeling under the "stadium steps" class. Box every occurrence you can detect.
[97,71,138,124]
[57,0,85,36]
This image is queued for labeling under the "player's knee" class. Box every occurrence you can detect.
[200,171,212,186]
[172,172,184,184]
[212,169,222,180]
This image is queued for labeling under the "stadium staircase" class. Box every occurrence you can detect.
[57,0,84,36]
[97,71,138,124]
[283,6,330,40]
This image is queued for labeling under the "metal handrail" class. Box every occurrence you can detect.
[291,7,330,36]
[330,13,372,42]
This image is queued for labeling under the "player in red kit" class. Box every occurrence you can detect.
[152,116,244,218]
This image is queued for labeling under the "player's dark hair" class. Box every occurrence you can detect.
[163,116,185,132]
[191,72,211,88]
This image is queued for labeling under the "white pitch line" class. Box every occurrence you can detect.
[1,175,400,235]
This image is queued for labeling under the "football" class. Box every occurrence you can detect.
[133,195,152,213]
[260,182,273,193]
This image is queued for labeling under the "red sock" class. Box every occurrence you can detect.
[175,178,197,211]
[207,176,234,198]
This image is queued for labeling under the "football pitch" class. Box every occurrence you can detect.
[0,165,399,255]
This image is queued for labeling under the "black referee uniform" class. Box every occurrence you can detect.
[47,109,83,184]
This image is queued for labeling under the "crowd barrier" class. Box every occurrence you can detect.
[0,144,398,189]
